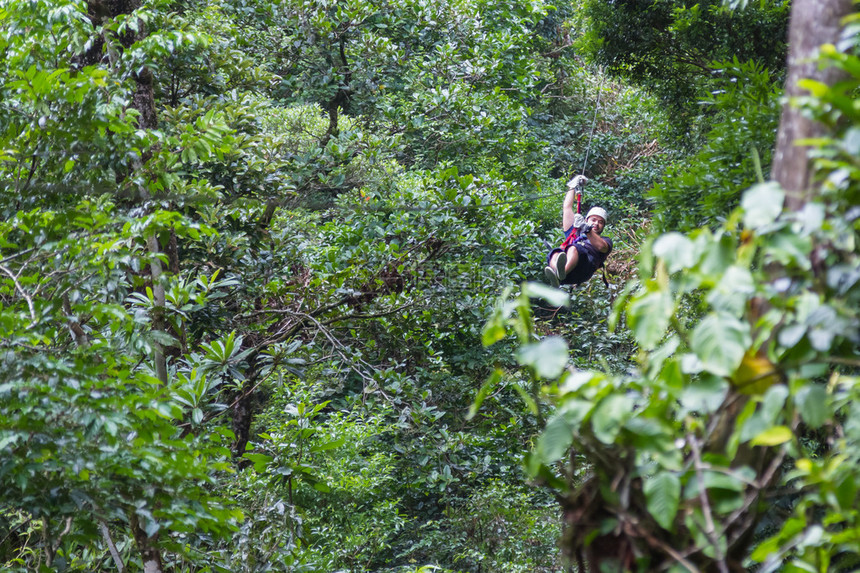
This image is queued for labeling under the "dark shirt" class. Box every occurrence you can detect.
[564,225,613,268]
[576,234,612,268]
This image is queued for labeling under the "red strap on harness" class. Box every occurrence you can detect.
[558,190,583,251]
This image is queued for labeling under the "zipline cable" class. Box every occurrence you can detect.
[580,70,604,177]
[348,189,567,213]
[345,72,605,215]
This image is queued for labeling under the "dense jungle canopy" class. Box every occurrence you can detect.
[1,0,859,571]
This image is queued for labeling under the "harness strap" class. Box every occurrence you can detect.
[558,189,584,251]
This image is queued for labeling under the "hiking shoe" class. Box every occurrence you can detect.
[555,252,567,281]
[544,265,559,288]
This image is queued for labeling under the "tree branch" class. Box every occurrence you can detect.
[688,434,730,573]
[99,520,125,572]
[0,263,36,324]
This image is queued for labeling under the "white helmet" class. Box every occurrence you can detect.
[586,206,608,224]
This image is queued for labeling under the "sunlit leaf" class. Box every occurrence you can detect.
[524,281,570,307]
[751,426,793,446]
[690,313,750,376]
[653,233,695,273]
[741,182,785,229]
[627,290,674,350]
[517,337,568,379]
[795,384,828,428]
[591,394,634,444]
[537,414,574,464]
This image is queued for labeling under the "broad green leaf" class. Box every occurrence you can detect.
[679,375,728,415]
[741,182,785,229]
[750,536,782,563]
[767,231,813,270]
[524,281,570,307]
[706,265,755,316]
[653,233,695,273]
[796,78,830,97]
[658,358,685,394]
[310,438,345,453]
[835,472,857,508]
[243,453,273,473]
[481,321,506,346]
[558,370,598,394]
[690,313,750,376]
[591,394,634,444]
[558,399,595,426]
[644,472,680,530]
[739,411,769,444]
[760,384,789,424]
[537,414,574,464]
[143,517,160,538]
[467,369,502,420]
[517,336,568,379]
[0,433,20,450]
[751,517,807,562]
[697,232,736,277]
[795,384,828,428]
[627,290,674,350]
[512,383,539,416]
[751,426,793,446]
[798,202,826,235]
[647,335,680,378]
[704,467,754,492]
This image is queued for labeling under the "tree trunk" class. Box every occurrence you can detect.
[87,0,169,385]
[86,2,167,570]
[322,33,352,147]
[130,514,164,573]
[772,0,852,208]
[146,233,168,385]
[99,520,126,572]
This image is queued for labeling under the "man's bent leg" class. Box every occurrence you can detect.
[564,245,580,274]
[545,248,564,287]
[549,251,567,276]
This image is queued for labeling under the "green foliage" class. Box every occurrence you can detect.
[0,202,242,571]
[398,481,563,572]
[484,35,860,571]
[651,58,782,232]
[575,0,789,118]
[1,0,823,569]
[489,181,859,567]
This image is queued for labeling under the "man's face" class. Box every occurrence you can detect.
[587,215,605,234]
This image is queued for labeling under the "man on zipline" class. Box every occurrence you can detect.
[544,175,612,288]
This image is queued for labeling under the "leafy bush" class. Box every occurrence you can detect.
[650,58,782,232]
[482,32,860,572]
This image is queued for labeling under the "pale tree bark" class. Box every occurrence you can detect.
[130,515,164,573]
[85,1,167,571]
[83,0,169,387]
[772,0,853,208]
[99,520,126,572]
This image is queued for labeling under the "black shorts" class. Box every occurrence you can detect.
[546,243,598,285]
